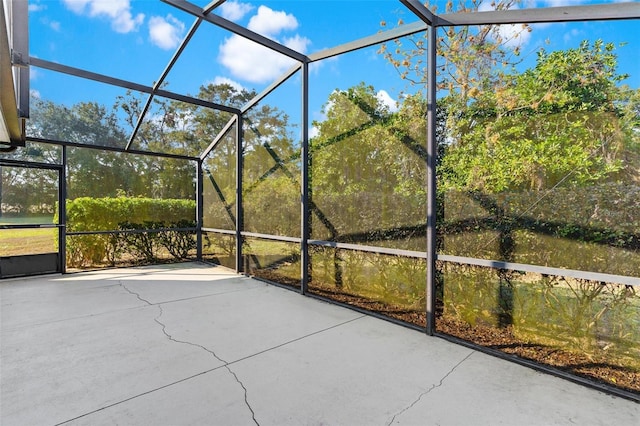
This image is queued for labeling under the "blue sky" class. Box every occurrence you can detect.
[27,0,639,138]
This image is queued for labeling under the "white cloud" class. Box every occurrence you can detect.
[62,0,89,14]
[218,6,310,84]
[493,23,532,48]
[376,90,399,113]
[30,89,41,99]
[540,0,585,6]
[564,28,583,43]
[478,2,531,49]
[309,101,331,139]
[533,1,626,7]
[283,34,310,52]
[39,17,62,32]
[28,4,47,12]
[247,6,298,38]
[309,60,324,75]
[209,76,246,92]
[62,0,144,33]
[219,36,297,83]
[148,15,185,50]
[219,1,254,21]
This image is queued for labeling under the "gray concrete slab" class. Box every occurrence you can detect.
[1,263,638,426]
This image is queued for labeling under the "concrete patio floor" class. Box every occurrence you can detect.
[1,262,638,425]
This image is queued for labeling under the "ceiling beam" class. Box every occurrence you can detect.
[309,2,639,62]
[202,0,226,15]
[308,21,426,63]
[125,18,204,151]
[200,115,236,160]
[30,57,241,115]
[438,3,640,26]
[27,136,199,161]
[400,0,437,26]
[162,0,308,63]
[241,63,301,114]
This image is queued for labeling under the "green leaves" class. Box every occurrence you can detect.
[66,197,195,232]
[440,40,635,193]
[65,197,196,267]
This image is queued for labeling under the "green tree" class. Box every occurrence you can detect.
[380,0,528,98]
[0,141,61,216]
[441,40,638,192]
[25,99,146,198]
[28,99,126,147]
[310,83,427,241]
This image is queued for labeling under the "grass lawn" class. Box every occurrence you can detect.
[0,228,58,256]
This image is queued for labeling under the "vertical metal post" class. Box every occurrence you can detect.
[301,61,310,294]
[11,0,29,119]
[235,114,244,273]
[59,146,67,274]
[196,158,203,261]
[426,24,438,335]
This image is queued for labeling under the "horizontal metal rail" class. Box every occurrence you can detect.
[1,224,62,229]
[309,239,428,259]
[296,239,640,287]
[241,231,302,244]
[202,227,236,235]
[202,228,303,244]
[26,137,199,161]
[67,227,196,236]
[0,158,63,169]
[438,254,640,287]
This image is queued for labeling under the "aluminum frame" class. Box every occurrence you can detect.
[10,0,639,295]
[125,18,204,151]
[162,0,307,63]
[4,0,640,401]
[0,158,65,274]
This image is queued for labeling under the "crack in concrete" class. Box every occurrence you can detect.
[119,281,154,305]
[119,282,259,425]
[386,351,474,425]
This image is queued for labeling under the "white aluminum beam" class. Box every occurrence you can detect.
[308,21,427,63]
[241,63,301,114]
[310,2,639,62]
[200,115,237,160]
[438,2,640,26]
[10,0,28,119]
[0,0,21,144]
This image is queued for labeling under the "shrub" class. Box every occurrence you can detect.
[64,197,195,267]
